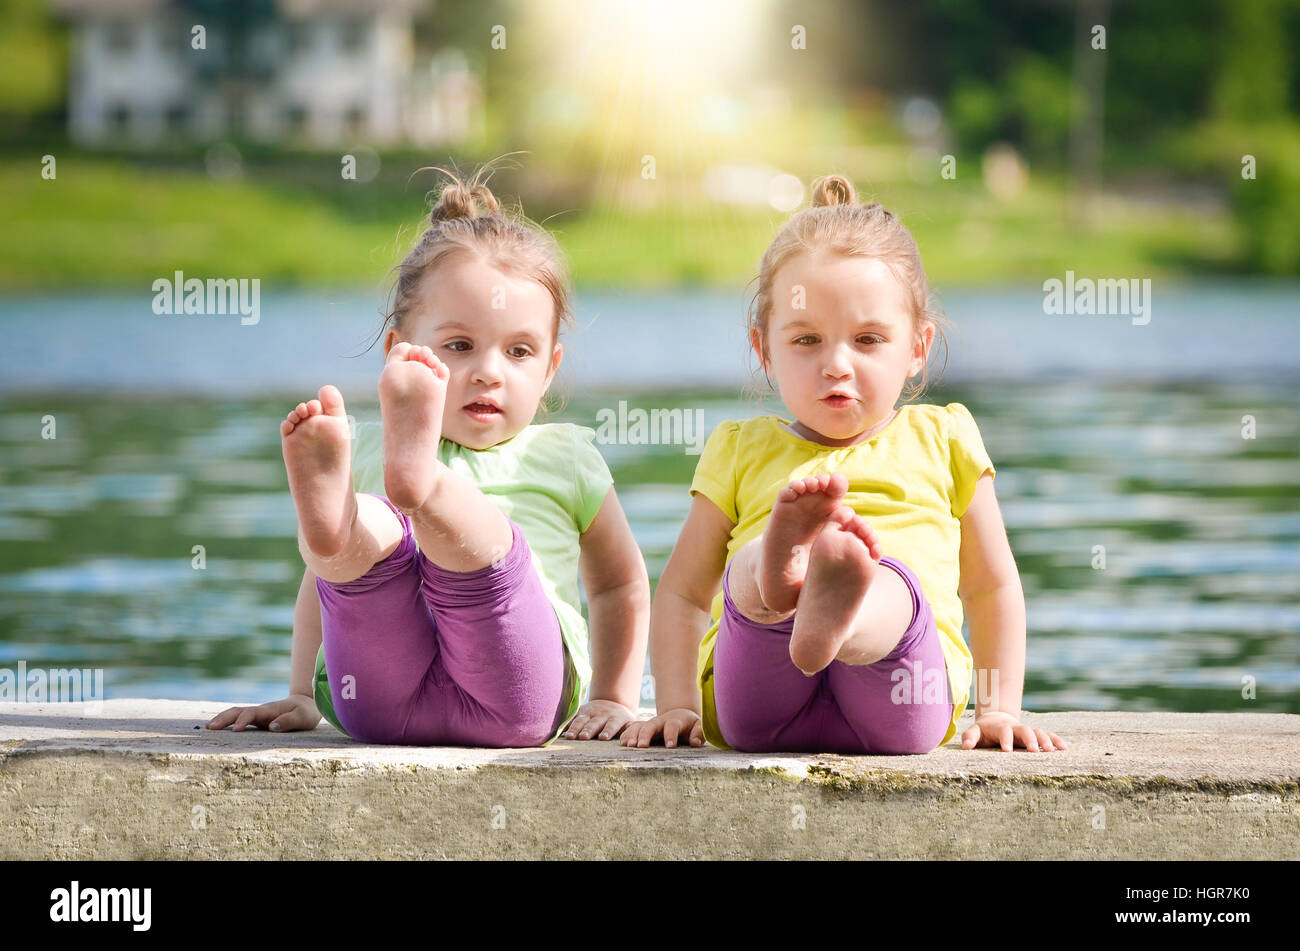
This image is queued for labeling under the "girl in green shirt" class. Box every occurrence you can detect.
[208,161,649,747]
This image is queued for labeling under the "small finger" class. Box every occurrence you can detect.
[1035,728,1055,751]
[1048,731,1068,750]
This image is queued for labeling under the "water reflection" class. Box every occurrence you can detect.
[0,379,1296,713]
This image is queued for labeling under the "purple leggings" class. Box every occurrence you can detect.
[714,555,953,754]
[315,494,568,747]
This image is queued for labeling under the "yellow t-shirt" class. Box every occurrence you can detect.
[689,402,996,750]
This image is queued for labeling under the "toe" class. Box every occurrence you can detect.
[830,505,856,528]
[318,384,347,417]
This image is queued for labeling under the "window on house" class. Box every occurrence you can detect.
[340,18,366,54]
[163,21,188,54]
[286,22,311,55]
[108,104,131,135]
[284,105,308,137]
[105,20,133,54]
[165,105,190,134]
[345,105,366,138]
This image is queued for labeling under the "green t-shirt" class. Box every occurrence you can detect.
[313,420,615,746]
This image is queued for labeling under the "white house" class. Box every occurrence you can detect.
[52,0,480,148]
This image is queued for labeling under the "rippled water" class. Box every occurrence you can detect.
[1,285,1297,715]
[1,382,1296,714]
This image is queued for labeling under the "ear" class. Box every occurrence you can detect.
[543,341,563,391]
[383,326,401,359]
[749,325,769,371]
[909,322,935,377]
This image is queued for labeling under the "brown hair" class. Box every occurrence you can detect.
[746,174,949,402]
[367,156,575,410]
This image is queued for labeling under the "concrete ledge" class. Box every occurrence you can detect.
[2,700,1297,859]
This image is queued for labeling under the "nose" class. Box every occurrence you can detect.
[470,349,505,387]
[822,342,853,380]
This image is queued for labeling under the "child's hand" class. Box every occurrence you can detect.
[563,699,635,740]
[961,711,1067,751]
[621,708,704,749]
[205,694,321,733]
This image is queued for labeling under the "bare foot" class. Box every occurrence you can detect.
[281,384,356,558]
[755,473,853,614]
[789,514,884,675]
[379,342,450,513]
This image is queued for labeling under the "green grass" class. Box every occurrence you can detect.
[1,156,1246,291]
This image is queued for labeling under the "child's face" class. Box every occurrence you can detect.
[385,253,562,450]
[756,249,930,445]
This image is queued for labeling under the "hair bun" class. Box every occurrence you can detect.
[810,174,857,208]
[429,177,502,225]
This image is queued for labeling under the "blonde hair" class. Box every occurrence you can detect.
[747,174,949,402]
[367,155,575,412]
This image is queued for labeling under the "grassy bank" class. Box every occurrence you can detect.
[2,155,1243,291]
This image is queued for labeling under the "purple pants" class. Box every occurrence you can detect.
[714,555,954,754]
[315,494,567,747]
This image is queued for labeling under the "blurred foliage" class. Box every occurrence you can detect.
[1,0,1297,278]
[0,0,65,125]
[1208,0,1300,274]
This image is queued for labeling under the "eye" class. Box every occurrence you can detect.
[445,340,471,352]
[858,335,884,345]
[508,345,533,359]
[793,335,818,346]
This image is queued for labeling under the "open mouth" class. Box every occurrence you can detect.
[463,401,502,418]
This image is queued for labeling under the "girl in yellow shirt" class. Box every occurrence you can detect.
[624,174,1068,755]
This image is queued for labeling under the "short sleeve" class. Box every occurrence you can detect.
[571,425,614,533]
[689,420,740,523]
[947,402,995,519]
[351,420,384,497]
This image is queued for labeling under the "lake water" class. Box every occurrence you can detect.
[1,282,1297,716]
